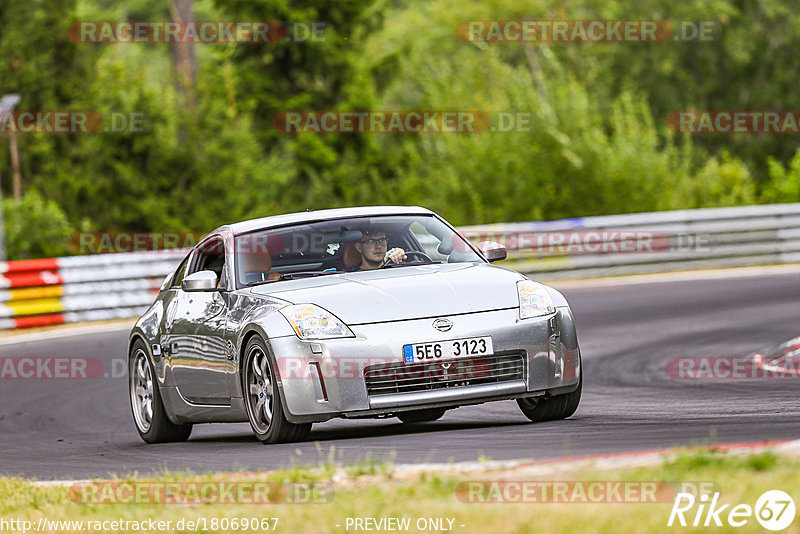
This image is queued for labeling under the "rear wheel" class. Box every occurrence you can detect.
[397,408,446,424]
[243,337,311,444]
[129,340,192,443]
[517,378,582,423]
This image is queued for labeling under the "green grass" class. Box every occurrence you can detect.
[1,449,798,533]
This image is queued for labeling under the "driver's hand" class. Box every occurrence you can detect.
[384,247,407,264]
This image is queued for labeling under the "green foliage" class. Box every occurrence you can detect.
[762,151,800,203]
[663,449,782,476]
[0,0,90,110]
[2,189,73,259]
[742,451,779,471]
[0,0,797,258]
[353,1,756,224]
[671,151,755,208]
[569,0,800,181]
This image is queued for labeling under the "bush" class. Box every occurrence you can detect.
[358,7,758,224]
[761,150,800,203]
[2,189,74,260]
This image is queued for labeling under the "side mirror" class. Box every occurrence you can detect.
[182,270,219,292]
[478,241,507,263]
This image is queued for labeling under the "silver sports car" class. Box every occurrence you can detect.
[128,206,582,443]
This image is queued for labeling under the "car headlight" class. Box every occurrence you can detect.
[517,280,555,319]
[279,304,355,340]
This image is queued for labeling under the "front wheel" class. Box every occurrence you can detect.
[129,340,192,443]
[243,337,311,444]
[397,408,446,424]
[517,378,582,423]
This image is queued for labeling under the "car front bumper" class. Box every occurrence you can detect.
[264,306,581,423]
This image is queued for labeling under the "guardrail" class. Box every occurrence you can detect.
[461,203,800,279]
[1,203,799,330]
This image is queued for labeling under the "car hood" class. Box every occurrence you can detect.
[248,263,525,324]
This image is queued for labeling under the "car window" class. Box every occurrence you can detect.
[190,237,226,283]
[233,214,483,287]
[170,253,191,288]
[408,221,449,261]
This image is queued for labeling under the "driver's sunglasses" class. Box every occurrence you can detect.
[360,237,388,247]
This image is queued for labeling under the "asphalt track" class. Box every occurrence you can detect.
[1,271,798,480]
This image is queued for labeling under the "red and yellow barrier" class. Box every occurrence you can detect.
[0,252,183,330]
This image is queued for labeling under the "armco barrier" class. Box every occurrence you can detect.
[0,251,185,331]
[1,203,799,330]
[461,203,800,279]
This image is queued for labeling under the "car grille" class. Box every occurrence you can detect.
[364,352,525,396]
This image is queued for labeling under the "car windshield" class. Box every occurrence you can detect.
[234,214,483,287]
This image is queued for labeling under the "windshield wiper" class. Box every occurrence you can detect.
[380,260,443,269]
[277,270,340,280]
[245,270,339,286]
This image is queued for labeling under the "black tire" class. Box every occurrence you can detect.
[517,377,582,423]
[129,339,192,443]
[242,336,312,444]
[397,408,446,424]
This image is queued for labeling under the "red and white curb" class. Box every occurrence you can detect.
[751,336,800,376]
[27,439,800,487]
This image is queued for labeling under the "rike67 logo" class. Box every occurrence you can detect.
[668,490,796,531]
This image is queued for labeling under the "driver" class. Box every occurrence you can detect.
[350,229,406,271]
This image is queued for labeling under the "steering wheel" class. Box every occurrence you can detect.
[383,250,433,266]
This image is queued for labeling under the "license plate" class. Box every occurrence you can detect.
[403,336,493,363]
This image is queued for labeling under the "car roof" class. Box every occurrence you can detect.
[211,205,435,237]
